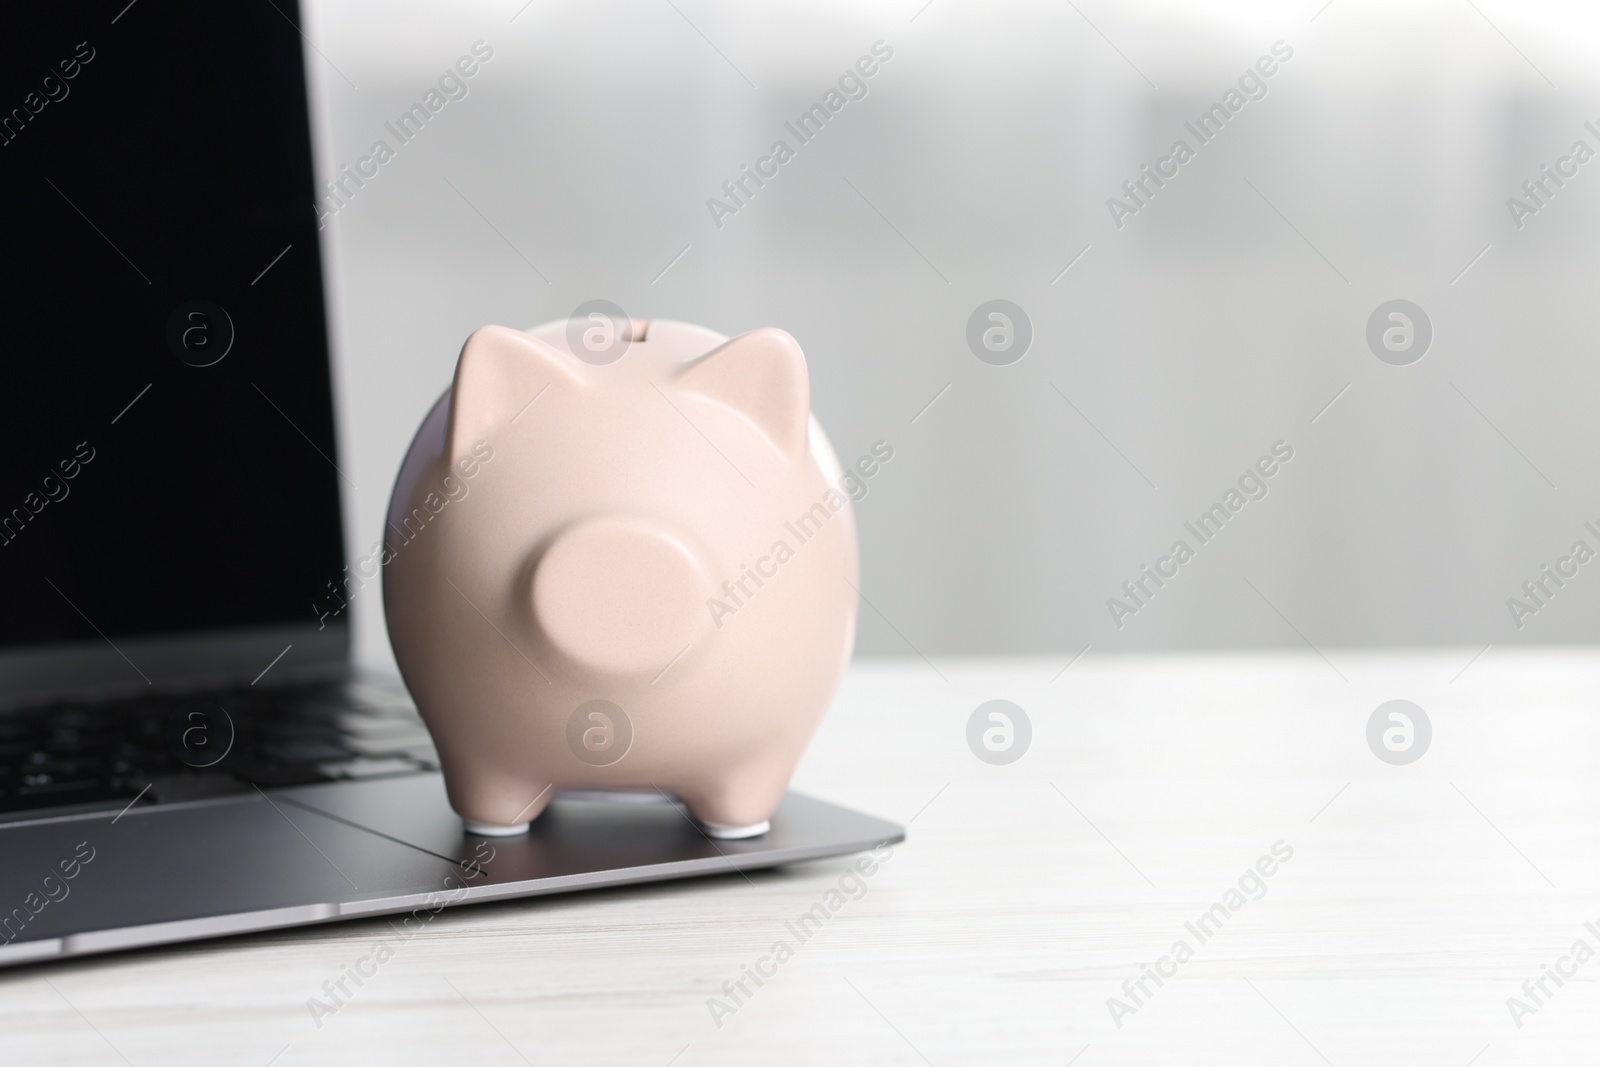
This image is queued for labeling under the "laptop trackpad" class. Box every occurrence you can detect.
[0,794,460,957]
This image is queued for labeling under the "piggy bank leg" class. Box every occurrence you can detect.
[678,766,788,840]
[453,777,555,837]
[464,817,534,837]
[694,815,772,840]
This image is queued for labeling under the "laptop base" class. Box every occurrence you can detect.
[0,774,903,969]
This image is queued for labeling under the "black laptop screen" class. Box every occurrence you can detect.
[0,1,345,648]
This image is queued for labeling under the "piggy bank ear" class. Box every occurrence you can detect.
[675,328,809,460]
[447,326,581,461]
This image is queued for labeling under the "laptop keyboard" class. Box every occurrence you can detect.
[0,679,438,819]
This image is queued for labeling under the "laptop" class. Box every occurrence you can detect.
[0,0,900,968]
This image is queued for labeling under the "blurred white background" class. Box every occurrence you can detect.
[304,0,1600,670]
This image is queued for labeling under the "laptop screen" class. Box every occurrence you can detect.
[0,3,345,656]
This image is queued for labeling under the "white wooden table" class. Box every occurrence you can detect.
[5,650,1596,1065]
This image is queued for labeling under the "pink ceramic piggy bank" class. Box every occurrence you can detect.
[383,319,859,838]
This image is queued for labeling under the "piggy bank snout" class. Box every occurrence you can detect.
[531,516,712,677]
